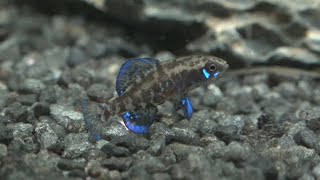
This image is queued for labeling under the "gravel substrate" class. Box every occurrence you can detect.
[1,1,320,180]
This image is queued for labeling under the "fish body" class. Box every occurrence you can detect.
[82,55,229,138]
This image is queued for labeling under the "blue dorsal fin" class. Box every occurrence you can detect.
[116,58,160,96]
[122,105,158,134]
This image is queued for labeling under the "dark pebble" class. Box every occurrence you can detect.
[0,123,13,145]
[5,102,28,122]
[68,169,87,178]
[170,143,203,161]
[159,146,177,166]
[101,143,130,157]
[102,156,132,171]
[128,166,151,180]
[132,151,166,173]
[57,159,86,171]
[16,94,37,106]
[32,102,50,118]
[306,117,320,132]
[214,125,241,144]
[110,135,149,153]
[70,67,93,88]
[294,129,320,153]
[171,127,200,145]
[39,86,57,104]
[149,122,175,142]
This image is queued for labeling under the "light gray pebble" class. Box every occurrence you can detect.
[202,84,223,107]
[35,120,59,149]
[7,122,34,139]
[19,78,46,94]
[63,133,90,158]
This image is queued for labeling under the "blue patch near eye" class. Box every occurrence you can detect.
[122,111,151,134]
[214,72,220,78]
[181,97,193,120]
[202,69,211,79]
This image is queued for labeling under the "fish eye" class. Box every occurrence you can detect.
[208,64,216,72]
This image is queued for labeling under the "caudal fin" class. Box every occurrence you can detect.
[81,100,106,141]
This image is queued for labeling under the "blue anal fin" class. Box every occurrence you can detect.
[81,100,105,141]
[181,96,193,120]
[122,105,158,134]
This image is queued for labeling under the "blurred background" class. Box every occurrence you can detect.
[1,0,320,179]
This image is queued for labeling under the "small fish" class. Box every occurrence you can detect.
[82,55,229,140]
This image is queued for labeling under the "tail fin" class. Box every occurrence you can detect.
[81,100,108,142]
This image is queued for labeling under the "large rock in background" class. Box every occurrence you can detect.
[11,0,320,69]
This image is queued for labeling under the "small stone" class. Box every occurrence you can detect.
[132,151,166,173]
[19,78,45,94]
[152,173,171,180]
[50,104,83,128]
[214,125,241,144]
[159,146,176,166]
[205,141,226,158]
[306,117,320,132]
[39,86,57,104]
[67,47,87,67]
[224,142,252,161]
[0,115,11,124]
[57,159,86,171]
[68,169,87,178]
[170,143,203,161]
[101,143,130,157]
[186,152,218,179]
[7,122,34,139]
[202,84,223,107]
[148,135,166,156]
[0,143,7,159]
[35,120,59,149]
[63,133,90,158]
[155,51,175,62]
[102,156,132,171]
[294,129,320,154]
[128,166,151,180]
[16,94,38,106]
[0,123,13,144]
[111,135,149,153]
[171,127,200,145]
[32,102,50,118]
[170,164,190,180]
[149,122,175,142]
[5,102,28,122]
[312,164,320,178]
[87,83,113,102]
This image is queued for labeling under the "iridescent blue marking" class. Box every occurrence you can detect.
[202,69,211,79]
[214,72,220,78]
[122,111,150,134]
[181,97,193,120]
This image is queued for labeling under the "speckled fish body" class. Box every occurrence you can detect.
[82,55,229,138]
[104,55,229,117]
